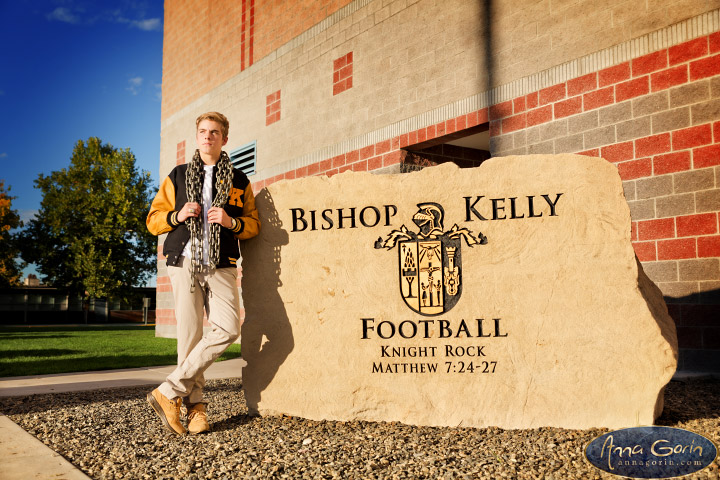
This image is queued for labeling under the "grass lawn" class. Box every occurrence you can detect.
[0,326,242,377]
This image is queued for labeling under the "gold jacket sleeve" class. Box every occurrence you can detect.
[232,183,260,240]
[146,176,179,236]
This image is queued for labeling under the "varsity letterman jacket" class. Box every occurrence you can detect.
[146,163,260,268]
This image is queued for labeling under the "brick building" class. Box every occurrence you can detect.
[157,0,720,372]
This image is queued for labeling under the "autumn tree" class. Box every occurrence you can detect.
[19,138,156,299]
[0,181,23,287]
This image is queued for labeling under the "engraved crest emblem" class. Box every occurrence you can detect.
[374,202,487,316]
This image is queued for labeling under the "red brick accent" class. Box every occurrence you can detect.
[538,83,566,106]
[554,96,582,119]
[676,213,718,237]
[693,144,720,168]
[351,160,368,172]
[368,156,383,170]
[638,218,675,241]
[375,139,391,155]
[489,100,513,120]
[477,108,489,124]
[653,151,691,175]
[155,309,176,325]
[601,141,633,163]
[632,50,668,77]
[501,113,526,133]
[359,144,375,160]
[714,121,720,142]
[513,96,526,113]
[346,149,359,164]
[633,241,657,261]
[669,37,709,65]
[445,118,457,134]
[527,105,553,127]
[698,235,720,257]
[599,62,631,87]
[617,158,652,180]
[525,92,539,109]
[690,53,720,81]
[577,148,600,157]
[651,65,688,92]
[567,73,597,96]
[631,221,638,241]
[635,133,671,157]
[615,76,650,102]
[583,87,614,110]
[176,140,186,165]
[711,32,720,54]
[333,52,353,95]
[307,162,320,176]
[672,124,712,150]
[240,0,256,71]
[266,90,281,126]
[658,238,697,260]
[383,150,403,167]
[409,129,419,145]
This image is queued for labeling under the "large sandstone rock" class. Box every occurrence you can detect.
[240,154,677,429]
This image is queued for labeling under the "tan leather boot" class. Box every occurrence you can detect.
[147,389,187,435]
[187,403,210,434]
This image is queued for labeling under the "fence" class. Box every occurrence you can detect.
[0,287,156,324]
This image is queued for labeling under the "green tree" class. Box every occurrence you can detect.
[0,181,23,287]
[19,138,156,299]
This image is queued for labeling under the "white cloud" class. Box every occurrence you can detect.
[47,7,82,24]
[126,76,143,95]
[113,13,162,32]
[131,18,161,31]
[154,82,162,102]
[46,4,161,31]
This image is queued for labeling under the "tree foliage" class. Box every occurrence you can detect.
[19,138,156,299]
[0,181,23,287]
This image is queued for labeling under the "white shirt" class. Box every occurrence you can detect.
[181,165,214,265]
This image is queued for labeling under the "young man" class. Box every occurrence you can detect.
[146,112,260,434]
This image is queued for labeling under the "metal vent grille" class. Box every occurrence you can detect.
[229,141,256,176]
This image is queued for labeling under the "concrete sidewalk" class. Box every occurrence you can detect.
[0,357,246,480]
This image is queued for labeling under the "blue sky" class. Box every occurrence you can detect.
[0,0,164,285]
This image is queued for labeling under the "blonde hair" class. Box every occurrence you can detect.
[196,112,229,139]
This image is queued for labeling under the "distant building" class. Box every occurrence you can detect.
[23,274,41,287]
[157,1,720,371]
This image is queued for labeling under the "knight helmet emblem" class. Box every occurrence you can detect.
[374,202,487,316]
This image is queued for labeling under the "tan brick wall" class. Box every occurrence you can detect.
[161,0,353,120]
[490,0,720,87]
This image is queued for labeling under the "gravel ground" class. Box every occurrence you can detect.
[1,377,718,479]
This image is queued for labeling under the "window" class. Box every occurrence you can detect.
[229,141,256,176]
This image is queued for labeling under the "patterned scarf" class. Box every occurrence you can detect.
[185,149,233,290]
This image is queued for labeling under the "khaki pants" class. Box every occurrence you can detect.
[159,256,241,404]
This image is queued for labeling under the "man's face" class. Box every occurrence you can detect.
[196,119,228,158]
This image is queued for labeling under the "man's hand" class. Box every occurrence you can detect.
[178,202,200,223]
[208,206,232,228]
